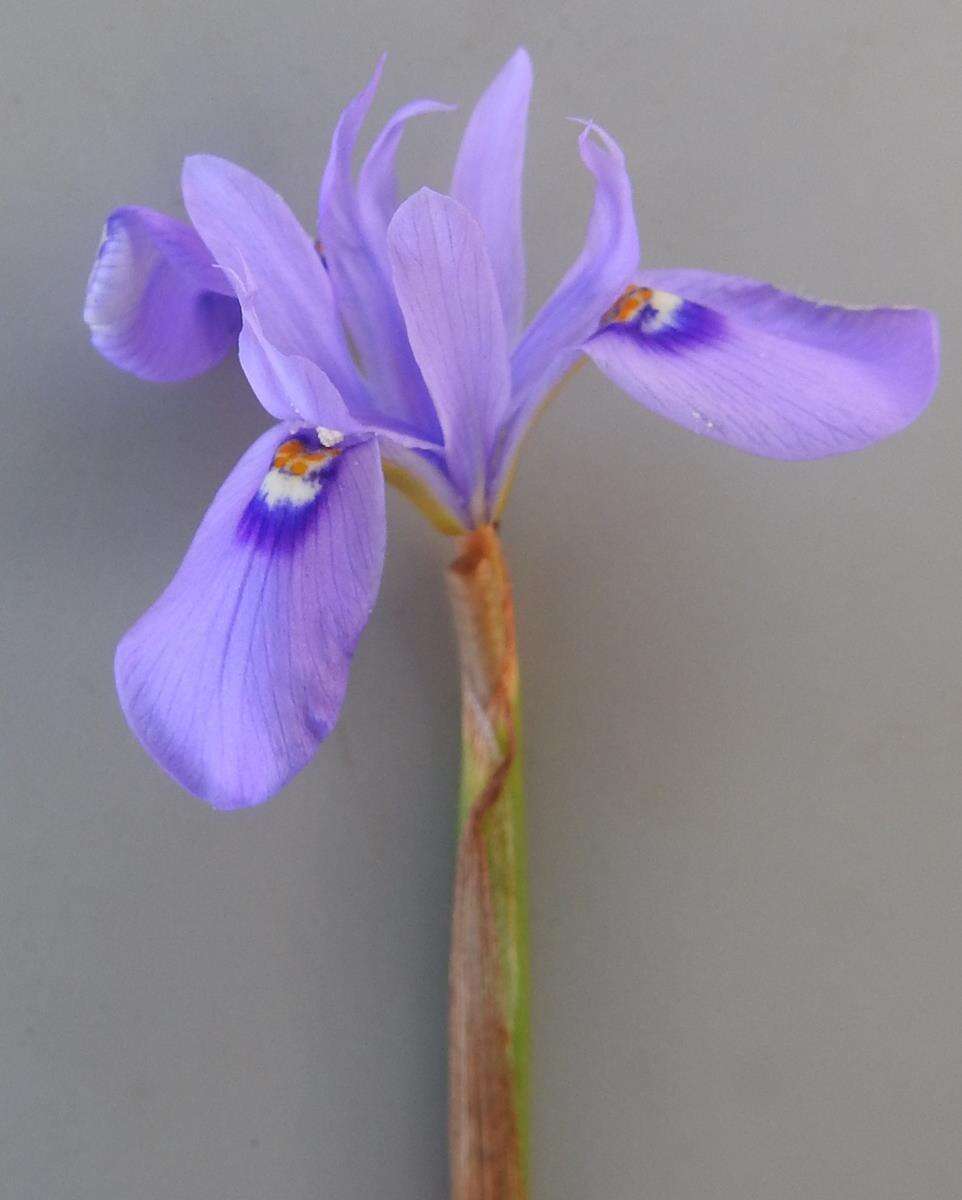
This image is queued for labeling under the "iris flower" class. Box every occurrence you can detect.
[85,48,938,811]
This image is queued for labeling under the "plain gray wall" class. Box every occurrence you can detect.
[3,2,961,1197]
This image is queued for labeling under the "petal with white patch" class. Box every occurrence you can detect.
[585,277,939,459]
[115,426,385,809]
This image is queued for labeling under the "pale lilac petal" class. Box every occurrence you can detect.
[238,307,365,430]
[451,47,532,339]
[84,206,240,381]
[388,189,511,517]
[181,155,371,415]
[584,279,939,458]
[638,267,939,356]
[318,61,442,435]
[239,300,442,448]
[357,97,456,258]
[494,123,639,489]
[116,425,385,809]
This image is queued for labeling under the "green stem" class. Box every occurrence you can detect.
[446,525,529,1200]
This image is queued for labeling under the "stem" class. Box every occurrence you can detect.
[446,524,529,1200]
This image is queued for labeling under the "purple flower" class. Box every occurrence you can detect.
[85,49,939,809]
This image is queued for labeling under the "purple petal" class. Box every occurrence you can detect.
[584,276,939,459]
[116,425,386,809]
[181,154,371,415]
[387,189,511,517]
[357,97,456,258]
[84,206,241,382]
[240,305,442,449]
[494,123,639,491]
[451,47,532,340]
[318,61,443,436]
[238,304,366,430]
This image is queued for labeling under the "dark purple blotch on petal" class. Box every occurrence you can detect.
[115,426,386,809]
[237,427,346,553]
[596,285,726,355]
[586,278,939,459]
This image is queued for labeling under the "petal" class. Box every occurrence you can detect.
[84,206,241,382]
[239,299,442,448]
[584,277,939,459]
[238,309,366,430]
[451,47,532,340]
[181,154,370,415]
[494,123,639,489]
[318,60,444,436]
[357,97,456,258]
[116,426,386,809]
[387,189,511,517]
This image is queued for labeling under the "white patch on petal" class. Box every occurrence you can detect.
[638,290,684,334]
[316,426,344,447]
[258,469,325,509]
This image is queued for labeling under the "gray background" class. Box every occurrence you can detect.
[3,1,961,1196]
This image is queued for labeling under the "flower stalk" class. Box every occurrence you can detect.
[446,525,530,1200]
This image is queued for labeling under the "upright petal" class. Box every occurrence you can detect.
[181,155,371,415]
[492,123,639,497]
[116,425,386,809]
[318,61,444,436]
[357,97,456,259]
[84,206,241,382]
[584,276,939,459]
[451,47,532,340]
[509,124,638,407]
[388,189,511,518]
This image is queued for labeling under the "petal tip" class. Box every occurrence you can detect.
[901,306,941,416]
[84,204,240,382]
[391,184,447,221]
[506,45,533,80]
[180,152,220,184]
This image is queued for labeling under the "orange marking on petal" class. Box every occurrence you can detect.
[272,440,302,468]
[300,448,339,465]
[272,438,342,475]
[603,285,653,325]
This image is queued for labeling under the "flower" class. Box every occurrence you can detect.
[85,48,938,809]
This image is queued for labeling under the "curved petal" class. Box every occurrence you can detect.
[116,425,386,809]
[84,206,241,382]
[584,278,939,459]
[388,189,511,518]
[318,60,443,436]
[181,154,371,415]
[451,46,532,340]
[239,301,442,448]
[357,97,456,259]
[239,321,366,430]
[494,123,639,490]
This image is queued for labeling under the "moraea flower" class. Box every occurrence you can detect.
[85,48,938,809]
